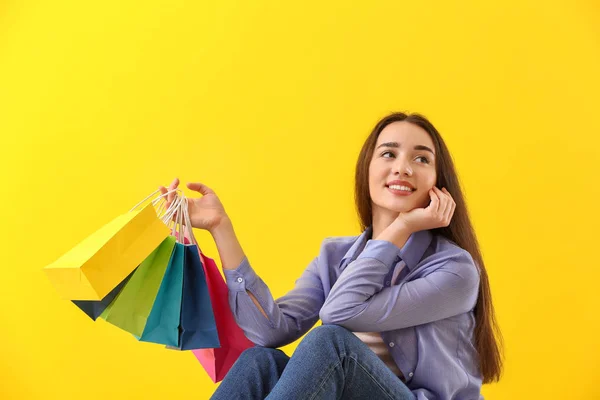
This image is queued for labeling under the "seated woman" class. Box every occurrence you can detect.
[160,112,503,400]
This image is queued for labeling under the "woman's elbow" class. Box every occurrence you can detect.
[319,305,355,326]
[246,329,293,348]
[318,303,339,325]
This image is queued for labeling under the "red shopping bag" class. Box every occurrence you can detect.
[192,251,254,382]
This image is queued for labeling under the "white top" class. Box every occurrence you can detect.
[352,331,404,377]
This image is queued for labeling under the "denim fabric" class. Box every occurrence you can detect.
[211,325,415,400]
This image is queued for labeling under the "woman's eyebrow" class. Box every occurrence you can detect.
[376,142,435,155]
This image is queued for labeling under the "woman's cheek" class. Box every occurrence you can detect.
[417,192,430,208]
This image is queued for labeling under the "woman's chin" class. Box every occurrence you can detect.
[372,199,415,214]
[384,203,412,214]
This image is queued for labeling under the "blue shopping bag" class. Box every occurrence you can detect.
[177,244,220,350]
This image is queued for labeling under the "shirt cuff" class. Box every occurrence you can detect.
[222,256,258,292]
[356,239,401,267]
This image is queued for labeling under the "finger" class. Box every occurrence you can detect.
[433,187,451,222]
[187,182,215,196]
[158,185,170,208]
[428,187,440,213]
[442,201,454,225]
[168,177,179,204]
[448,200,456,222]
[441,187,454,203]
[434,187,450,216]
[440,188,454,223]
[448,192,456,221]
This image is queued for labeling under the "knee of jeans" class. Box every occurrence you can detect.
[237,346,287,367]
[302,324,352,348]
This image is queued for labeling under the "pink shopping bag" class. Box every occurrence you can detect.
[192,251,254,382]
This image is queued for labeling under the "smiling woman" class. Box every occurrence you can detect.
[354,113,503,388]
[165,112,503,400]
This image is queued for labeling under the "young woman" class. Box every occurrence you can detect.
[160,112,503,400]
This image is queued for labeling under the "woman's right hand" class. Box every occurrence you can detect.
[159,178,228,232]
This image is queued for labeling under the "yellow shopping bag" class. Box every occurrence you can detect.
[44,200,170,300]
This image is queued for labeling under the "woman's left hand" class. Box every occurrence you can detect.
[397,186,456,233]
[375,187,456,248]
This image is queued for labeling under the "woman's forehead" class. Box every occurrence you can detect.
[377,121,434,147]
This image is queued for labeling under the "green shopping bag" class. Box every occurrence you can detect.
[100,235,177,336]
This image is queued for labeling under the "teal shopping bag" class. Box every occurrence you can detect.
[137,242,185,346]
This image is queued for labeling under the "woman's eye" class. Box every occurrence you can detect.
[381,151,430,164]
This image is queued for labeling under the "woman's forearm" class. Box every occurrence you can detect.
[209,216,268,319]
[209,216,246,271]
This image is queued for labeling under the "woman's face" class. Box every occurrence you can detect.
[369,121,437,215]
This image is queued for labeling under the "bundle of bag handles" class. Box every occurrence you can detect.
[129,188,199,249]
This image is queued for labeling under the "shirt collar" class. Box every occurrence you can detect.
[339,226,433,272]
[339,226,372,270]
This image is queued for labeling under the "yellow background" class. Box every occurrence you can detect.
[1,0,598,398]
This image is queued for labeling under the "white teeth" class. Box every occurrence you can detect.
[388,185,413,192]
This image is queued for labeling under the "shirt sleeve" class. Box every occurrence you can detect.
[319,239,480,332]
[223,254,325,348]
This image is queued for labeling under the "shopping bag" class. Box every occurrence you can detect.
[136,193,191,346]
[192,251,254,382]
[177,244,221,350]
[163,196,220,350]
[137,241,185,347]
[72,268,136,321]
[44,201,170,300]
[99,235,177,336]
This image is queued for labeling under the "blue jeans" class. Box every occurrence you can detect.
[210,325,416,400]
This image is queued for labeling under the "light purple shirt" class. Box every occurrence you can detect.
[223,227,483,400]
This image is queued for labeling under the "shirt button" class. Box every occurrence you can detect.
[385,281,391,286]
[408,372,414,377]
[237,277,243,283]
[389,342,395,347]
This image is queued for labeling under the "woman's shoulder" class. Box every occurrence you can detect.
[314,234,361,265]
[322,234,360,245]
[427,234,479,281]
[431,234,475,264]
[319,234,359,252]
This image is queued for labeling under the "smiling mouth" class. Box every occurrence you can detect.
[386,184,416,192]
[386,185,415,196]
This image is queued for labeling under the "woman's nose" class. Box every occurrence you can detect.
[393,158,413,176]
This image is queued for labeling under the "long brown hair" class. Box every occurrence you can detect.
[354,112,503,383]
